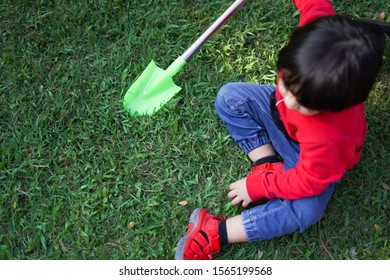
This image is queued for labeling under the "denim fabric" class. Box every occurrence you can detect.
[214,82,335,242]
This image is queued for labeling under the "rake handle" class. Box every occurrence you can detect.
[181,0,246,62]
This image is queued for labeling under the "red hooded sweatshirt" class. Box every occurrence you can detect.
[246,0,367,200]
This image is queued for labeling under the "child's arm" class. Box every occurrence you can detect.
[292,0,335,26]
[246,138,360,200]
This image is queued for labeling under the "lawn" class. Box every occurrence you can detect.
[0,0,389,260]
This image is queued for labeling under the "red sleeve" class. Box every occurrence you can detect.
[246,139,358,200]
[292,0,335,26]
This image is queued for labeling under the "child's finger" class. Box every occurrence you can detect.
[241,200,250,208]
[231,196,243,206]
[227,189,236,199]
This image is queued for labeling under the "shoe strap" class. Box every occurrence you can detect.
[250,162,284,174]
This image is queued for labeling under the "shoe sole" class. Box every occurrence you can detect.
[175,208,203,260]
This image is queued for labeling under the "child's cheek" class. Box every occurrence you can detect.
[284,95,300,111]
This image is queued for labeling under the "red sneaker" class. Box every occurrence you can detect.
[175,208,225,260]
[250,161,284,174]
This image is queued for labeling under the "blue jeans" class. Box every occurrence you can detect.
[214,82,335,241]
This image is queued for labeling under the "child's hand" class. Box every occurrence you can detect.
[227,177,253,207]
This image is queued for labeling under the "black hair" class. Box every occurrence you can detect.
[277,15,385,112]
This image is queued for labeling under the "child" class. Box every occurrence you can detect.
[175,0,385,260]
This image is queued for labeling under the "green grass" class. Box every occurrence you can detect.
[0,0,389,260]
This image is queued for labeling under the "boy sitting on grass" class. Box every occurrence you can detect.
[175,0,385,260]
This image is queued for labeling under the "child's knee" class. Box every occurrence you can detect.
[214,83,238,110]
[214,83,250,115]
[290,186,334,232]
[292,201,328,233]
[298,209,325,232]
